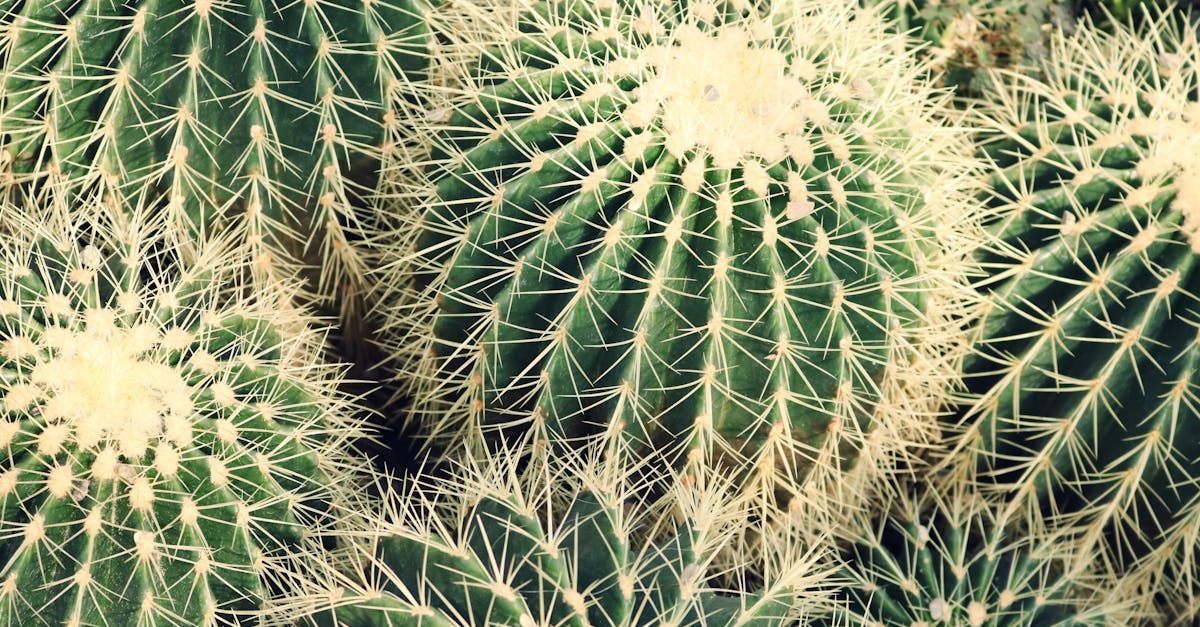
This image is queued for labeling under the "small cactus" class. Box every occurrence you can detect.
[286,442,837,626]
[953,10,1200,618]
[831,484,1125,626]
[378,0,983,527]
[0,209,372,624]
[0,0,429,329]
[872,0,1070,95]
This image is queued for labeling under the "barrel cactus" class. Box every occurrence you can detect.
[0,0,429,328]
[379,0,983,526]
[0,209,371,624]
[953,11,1200,617]
[831,484,1126,626]
[286,443,836,626]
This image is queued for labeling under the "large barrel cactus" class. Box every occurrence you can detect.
[380,0,983,525]
[0,0,429,327]
[286,445,835,626]
[0,210,371,624]
[831,484,1124,626]
[954,12,1200,618]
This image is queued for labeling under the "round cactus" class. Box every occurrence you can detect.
[953,11,1200,618]
[0,0,429,328]
[285,443,836,627]
[831,484,1124,626]
[378,0,983,525]
[0,210,372,624]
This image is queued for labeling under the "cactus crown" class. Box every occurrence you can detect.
[289,441,838,626]
[953,9,1200,618]
[378,0,983,529]
[0,209,370,624]
[0,0,428,313]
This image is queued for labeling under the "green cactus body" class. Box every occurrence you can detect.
[340,495,789,626]
[384,0,981,523]
[0,212,369,624]
[295,446,833,627]
[958,13,1200,617]
[833,487,1118,626]
[0,0,428,320]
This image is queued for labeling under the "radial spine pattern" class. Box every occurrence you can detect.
[0,211,370,625]
[379,0,983,526]
[954,11,1200,618]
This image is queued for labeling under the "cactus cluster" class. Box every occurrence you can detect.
[287,442,836,627]
[953,10,1200,617]
[0,0,429,329]
[0,209,369,624]
[1,0,1198,624]
[377,0,984,528]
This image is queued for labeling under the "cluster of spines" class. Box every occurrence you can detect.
[0,0,430,333]
[831,482,1128,626]
[280,439,838,626]
[947,8,1200,620]
[372,0,985,535]
[0,207,371,625]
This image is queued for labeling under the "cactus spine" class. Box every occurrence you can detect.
[0,209,371,624]
[954,10,1200,619]
[832,484,1125,626]
[379,0,983,527]
[0,0,429,328]
[286,442,836,626]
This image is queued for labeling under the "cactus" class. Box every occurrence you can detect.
[831,483,1126,626]
[284,441,837,627]
[952,10,1200,618]
[872,0,1070,96]
[0,208,372,624]
[377,0,983,526]
[0,0,429,333]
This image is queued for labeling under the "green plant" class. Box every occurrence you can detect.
[283,441,836,626]
[0,0,429,331]
[0,209,371,624]
[952,9,1200,619]
[378,0,984,527]
[873,0,1069,95]
[831,484,1126,626]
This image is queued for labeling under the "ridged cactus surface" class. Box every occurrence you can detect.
[0,211,370,624]
[291,445,834,626]
[832,486,1119,626]
[381,0,982,525]
[0,0,428,321]
[955,12,1200,617]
